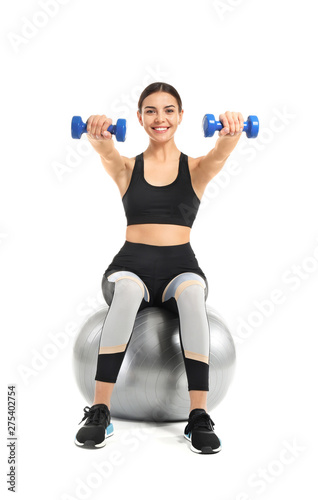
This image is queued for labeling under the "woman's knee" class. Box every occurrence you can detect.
[162,272,208,305]
[102,270,150,307]
[176,282,206,309]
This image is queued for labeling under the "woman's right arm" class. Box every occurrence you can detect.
[86,114,127,180]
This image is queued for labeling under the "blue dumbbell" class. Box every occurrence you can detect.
[71,116,127,141]
[202,114,259,139]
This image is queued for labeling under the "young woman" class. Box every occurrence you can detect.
[75,82,244,454]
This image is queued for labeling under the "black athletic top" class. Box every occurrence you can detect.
[122,152,201,228]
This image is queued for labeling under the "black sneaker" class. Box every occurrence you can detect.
[184,408,222,454]
[74,403,114,449]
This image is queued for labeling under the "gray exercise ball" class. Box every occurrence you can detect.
[73,305,236,422]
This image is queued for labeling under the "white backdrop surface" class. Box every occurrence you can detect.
[1,0,317,499]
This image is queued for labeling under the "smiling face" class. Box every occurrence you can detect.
[137,91,183,142]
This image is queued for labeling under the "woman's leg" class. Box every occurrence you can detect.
[93,271,150,406]
[189,390,208,413]
[93,381,115,408]
[162,272,210,411]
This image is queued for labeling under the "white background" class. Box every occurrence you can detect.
[1,0,317,498]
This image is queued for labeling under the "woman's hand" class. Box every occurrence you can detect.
[86,114,113,140]
[218,111,244,137]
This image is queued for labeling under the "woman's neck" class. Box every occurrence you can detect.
[143,139,180,162]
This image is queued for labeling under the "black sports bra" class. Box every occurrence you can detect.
[122,152,201,228]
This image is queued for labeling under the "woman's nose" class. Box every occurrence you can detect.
[154,112,165,122]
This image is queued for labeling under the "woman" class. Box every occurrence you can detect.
[75,82,244,454]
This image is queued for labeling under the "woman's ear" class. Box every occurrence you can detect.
[137,110,143,125]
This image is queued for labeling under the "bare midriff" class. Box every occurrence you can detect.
[125,224,191,246]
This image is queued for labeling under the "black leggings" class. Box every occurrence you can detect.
[103,240,208,310]
[95,240,210,391]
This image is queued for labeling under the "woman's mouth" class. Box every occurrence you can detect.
[151,127,170,134]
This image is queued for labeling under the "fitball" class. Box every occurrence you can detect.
[73,305,236,422]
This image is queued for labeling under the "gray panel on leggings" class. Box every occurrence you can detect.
[100,278,144,348]
[163,272,206,302]
[107,270,150,302]
[176,284,210,358]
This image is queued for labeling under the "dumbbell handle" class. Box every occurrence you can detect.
[84,121,116,135]
[215,119,249,133]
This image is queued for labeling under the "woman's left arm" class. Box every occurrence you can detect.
[198,111,244,180]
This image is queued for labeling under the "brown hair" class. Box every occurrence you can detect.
[138,82,182,114]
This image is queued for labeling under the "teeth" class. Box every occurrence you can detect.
[154,127,168,130]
